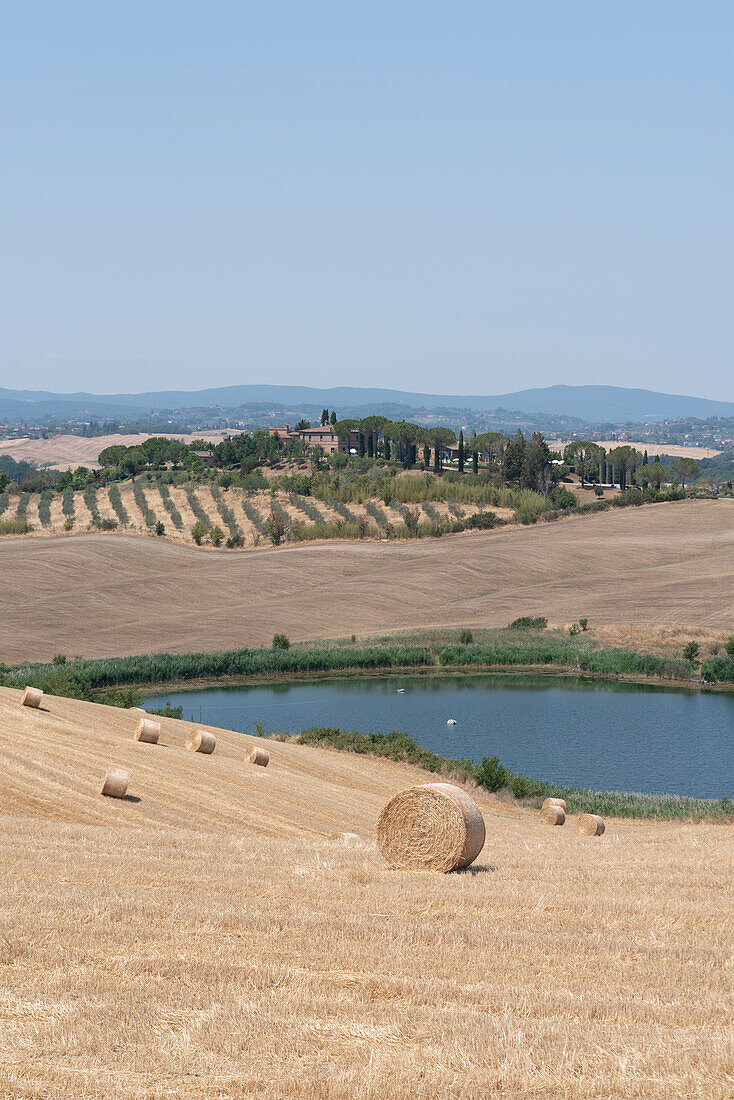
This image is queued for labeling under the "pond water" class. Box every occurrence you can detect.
[144,674,734,798]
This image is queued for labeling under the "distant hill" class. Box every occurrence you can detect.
[1,383,733,423]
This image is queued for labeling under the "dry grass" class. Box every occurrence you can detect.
[0,499,732,663]
[550,439,723,459]
[1,686,732,1098]
[0,431,227,470]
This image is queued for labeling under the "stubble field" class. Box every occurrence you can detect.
[1,687,731,1099]
[1,499,732,664]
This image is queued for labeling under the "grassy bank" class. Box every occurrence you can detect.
[281,727,732,822]
[3,630,732,696]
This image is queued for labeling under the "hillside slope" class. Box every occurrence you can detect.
[1,688,732,1098]
[1,499,733,663]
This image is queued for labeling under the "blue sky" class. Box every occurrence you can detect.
[1,2,732,398]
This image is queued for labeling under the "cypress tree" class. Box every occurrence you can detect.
[458,430,465,473]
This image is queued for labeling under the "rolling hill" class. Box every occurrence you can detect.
[2,383,734,422]
[1,686,731,1098]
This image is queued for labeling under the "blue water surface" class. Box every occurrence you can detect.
[145,674,733,798]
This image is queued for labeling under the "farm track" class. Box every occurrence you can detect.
[1,499,732,663]
[0,687,731,1099]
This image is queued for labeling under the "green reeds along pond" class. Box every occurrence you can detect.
[146,673,734,801]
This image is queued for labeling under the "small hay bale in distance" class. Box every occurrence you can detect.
[577,813,605,836]
[100,767,130,799]
[246,745,269,767]
[21,686,43,709]
[134,717,160,744]
[542,797,567,813]
[539,803,566,826]
[185,729,216,754]
[377,782,485,873]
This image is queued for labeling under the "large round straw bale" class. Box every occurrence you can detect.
[246,745,269,767]
[577,813,605,836]
[100,767,129,799]
[539,804,566,826]
[21,686,43,709]
[134,718,160,744]
[185,729,216,754]
[542,797,567,813]
[376,782,485,873]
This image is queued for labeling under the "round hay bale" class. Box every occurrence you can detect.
[246,745,269,767]
[100,767,129,799]
[134,718,160,744]
[376,782,485,873]
[185,729,216,754]
[542,797,567,813]
[577,813,605,836]
[539,804,566,826]
[21,686,43,709]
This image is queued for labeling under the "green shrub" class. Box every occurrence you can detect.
[459,629,474,644]
[682,641,700,662]
[549,485,577,510]
[155,520,165,536]
[62,486,75,518]
[509,616,548,630]
[466,510,502,529]
[726,637,734,657]
[209,525,224,547]
[476,754,508,791]
[191,520,207,545]
[701,655,734,683]
[272,633,290,650]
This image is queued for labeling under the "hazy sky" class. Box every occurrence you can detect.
[1,2,732,398]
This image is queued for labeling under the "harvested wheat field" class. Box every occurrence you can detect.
[0,686,731,1098]
[1,499,733,663]
[0,431,227,470]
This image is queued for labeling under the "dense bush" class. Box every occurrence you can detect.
[509,616,548,630]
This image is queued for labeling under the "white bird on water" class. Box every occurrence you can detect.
[447,718,457,726]
[396,688,405,694]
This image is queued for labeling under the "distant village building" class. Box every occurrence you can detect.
[269,424,361,455]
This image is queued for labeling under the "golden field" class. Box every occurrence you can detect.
[1,499,732,663]
[1,687,732,1099]
[0,432,227,471]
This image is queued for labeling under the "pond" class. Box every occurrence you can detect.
[144,674,734,799]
